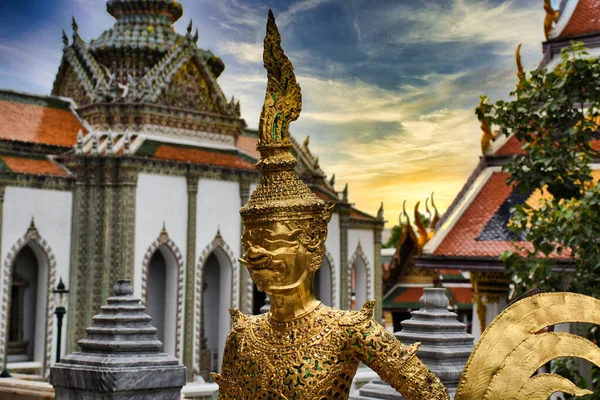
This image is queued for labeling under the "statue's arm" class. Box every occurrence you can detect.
[355,318,449,400]
[212,332,240,400]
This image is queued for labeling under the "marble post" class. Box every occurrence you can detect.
[354,288,474,399]
[50,280,186,399]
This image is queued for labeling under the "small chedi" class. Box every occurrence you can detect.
[211,10,448,400]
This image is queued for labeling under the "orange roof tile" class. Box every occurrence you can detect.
[434,172,520,257]
[558,0,600,39]
[1,156,68,176]
[237,136,260,159]
[494,136,526,156]
[494,136,600,156]
[447,287,473,306]
[313,188,339,203]
[153,145,256,171]
[391,287,423,305]
[0,98,84,147]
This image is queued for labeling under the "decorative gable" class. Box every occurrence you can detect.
[156,61,219,113]
[55,64,91,107]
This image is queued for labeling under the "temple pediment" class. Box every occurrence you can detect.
[51,0,244,146]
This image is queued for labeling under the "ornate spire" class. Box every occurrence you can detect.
[71,16,78,35]
[62,29,69,47]
[75,130,84,155]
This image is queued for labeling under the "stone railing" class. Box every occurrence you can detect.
[0,377,54,399]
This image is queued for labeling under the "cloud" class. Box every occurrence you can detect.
[230,71,484,217]
[219,41,264,64]
[387,0,543,49]
[0,41,62,93]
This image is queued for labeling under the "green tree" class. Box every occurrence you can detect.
[478,44,600,398]
[383,225,404,249]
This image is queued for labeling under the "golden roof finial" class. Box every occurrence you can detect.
[516,44,524,82]
[544,0,560,40]
[479,98,497,154]
[429,192,441,230]
[414,201,428,255]
[401,200,410,226]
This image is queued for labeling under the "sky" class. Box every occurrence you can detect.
[0,0,556,223]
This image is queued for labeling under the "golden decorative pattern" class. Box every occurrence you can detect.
[157,60,217,112]
[455,292,600,400]
[258,10,301,148]
[56,65,90,106]
[214,302,448,399]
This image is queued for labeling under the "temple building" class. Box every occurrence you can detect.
[0,0,383,380]
[417,0,600,339]
[381,198,472,333]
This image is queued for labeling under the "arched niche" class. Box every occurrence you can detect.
[141,225,184,358]
[0,220,57,378]
[314,250,336,307]
[349,242,371,310]
[195,230,238,377]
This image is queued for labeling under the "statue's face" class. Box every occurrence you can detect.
[240,221,309,293]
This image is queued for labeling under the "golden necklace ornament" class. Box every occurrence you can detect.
[211,9,448,400]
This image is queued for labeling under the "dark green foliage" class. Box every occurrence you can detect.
[478,44,600,397]
[383,225,404,249]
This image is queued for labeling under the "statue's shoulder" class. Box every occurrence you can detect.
[337,300,376,326]
[228,308,266,333]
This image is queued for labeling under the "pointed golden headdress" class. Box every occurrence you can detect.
[240,10,331,227]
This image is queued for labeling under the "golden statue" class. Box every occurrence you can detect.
[212,10,449,400]
[544,0,560,40]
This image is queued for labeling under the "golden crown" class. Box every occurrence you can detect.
[240,10,331,226]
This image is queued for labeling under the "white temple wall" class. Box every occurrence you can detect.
[325,212,341,308]
[196,179,241,256]
[134,173,188,354]
[1,187,73,367]
[196,179,240,370]
[134,173,188,295]
[348,229,375,301]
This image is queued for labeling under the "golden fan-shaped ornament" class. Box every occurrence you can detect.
[455,292,600,400]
